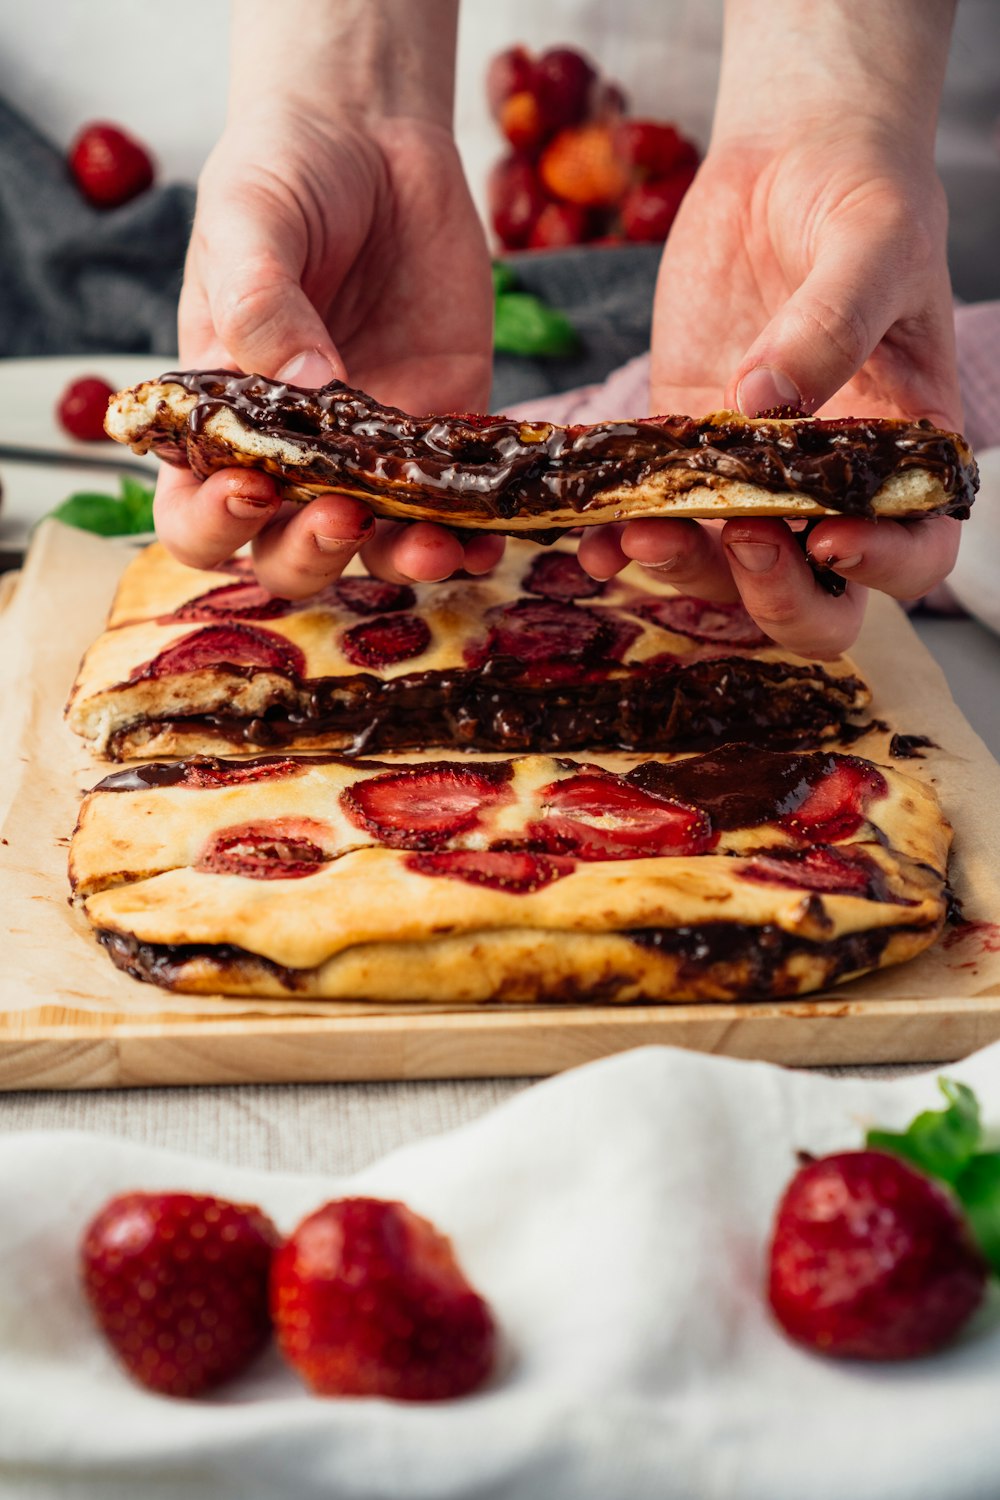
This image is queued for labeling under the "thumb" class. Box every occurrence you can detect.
[727,235,903,417]
[194,199,347,387]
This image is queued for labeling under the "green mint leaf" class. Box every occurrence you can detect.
[494,292,579,358]
[46,492,139,537]
[954,1153,1000,1274]
[118,476,155,531]
[491,261,517,296]
[866,1077,982,1185]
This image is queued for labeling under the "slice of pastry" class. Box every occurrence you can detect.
[104,371,978,535]
[65,539,868,761]
[70,743,951,1002]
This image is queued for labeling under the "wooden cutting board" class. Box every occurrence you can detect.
[2,524,999,1091]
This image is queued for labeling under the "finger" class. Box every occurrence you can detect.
[721,518,867,658]
[577,525,628,580]
[251,494,376,599]
[153,465,282,571]
[619,518,741,602]
[461,533,506,576]
[191,199,346,382]
[806,515,961,601]
[361,521,466,584]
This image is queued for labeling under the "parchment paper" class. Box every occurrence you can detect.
[1,521,998,1021]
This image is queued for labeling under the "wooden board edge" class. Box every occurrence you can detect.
[3,995,1000,1090]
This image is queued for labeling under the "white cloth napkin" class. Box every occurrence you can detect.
[3,1044,1000,1500]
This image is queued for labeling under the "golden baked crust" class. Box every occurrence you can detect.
[71,745,951,1002]
[104,373,978,531]
[65,539,869,761]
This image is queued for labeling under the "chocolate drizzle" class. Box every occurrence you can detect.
[155,371,978,524]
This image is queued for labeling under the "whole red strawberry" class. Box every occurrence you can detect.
[272,1197,496,1400]
[69,122,155,209]
[81,1191,280,1396]
[768,1151,987,1360]
[57,376,116,441]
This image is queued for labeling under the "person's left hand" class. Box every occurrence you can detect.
[577,129,962,659]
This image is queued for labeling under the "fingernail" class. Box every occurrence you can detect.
[727,542,779,573]
[830,552,863,571]
[641,557,680,573]
[226,495,278,519]
[736,366,802,417]
[277,349,337,389]
[314,532,368,553]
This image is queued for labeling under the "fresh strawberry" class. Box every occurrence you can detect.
[488,155,548,249]
[341,763,512,849]
[640,594,769,647]
[333,577,416,616]
[540,124,629,209]
[768,1151,987,1360]
[341,613,431,669]
[272,1198,496,1400]
[781,758,888,843]
[132,624,305,681]
[534,47,598,131]
[620,167,697,243]
[528,201,590,249]
[172,581,293,622]
[523,551,606,602]
[57,376,116,442]
[198,820,331,880]
[408,848,573,893]
[530,772,713,859]
[615,120,699,179]
[68,122,155,209]
[499,90,549,154]
[486,45,535,121]
[81,1191,279,1396]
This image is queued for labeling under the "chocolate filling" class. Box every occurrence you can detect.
[156,371,978,523]
[97,920,921,998]
[105,656,864,759]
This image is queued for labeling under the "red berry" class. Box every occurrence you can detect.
[483,598,616,666]
[198,819,331,880]
[486,45,535,121]
[615,120,699,179]
[620,167,697,243]
[528,201,590,249]
[768,1151,987,1360]
[488,156,547,249]
[68,121,155,209]
[523,551,606,602]
[531,772,713,860]
[540,124,630,209]
[534,47,598,131]
[341,612,431,669]
[498,90,549,154]
[407,848,573,894]
[341,763,513,849]
[133,624,305,682]
[172,581,293,622]
[780,758,887,843]
[740,846,882,898]
[57,376,116,442]
[332,577,416,616]
[168,757,306,790]
[81,1191,279,1397]
[272,1198,497,1400]
[639,594,769,647]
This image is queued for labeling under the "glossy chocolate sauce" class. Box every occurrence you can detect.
[105,656,864,761]
[157,371,978,522]
[97,920,918,997]
[888,733,937,760]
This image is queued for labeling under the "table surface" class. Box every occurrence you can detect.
[1,612,997,1175]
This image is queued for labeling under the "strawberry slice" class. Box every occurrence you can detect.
[172,756,306,789]
[639,595,770,647]
[341,763,513,849]
[781,759,888,843]
[740,846,884,899]
[172,581,293,622]
[132,624,305,681]
[480,598,626,672]
[529,772,713,859]
[341,613,431,669]
[198,819,331,879]
[81,1191,278,1397]
[333,577,417,616]
[407,848,573,893]
[524,551,606,602]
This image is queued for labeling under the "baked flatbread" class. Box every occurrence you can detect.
[65,538,869,761]
[104,371,978,535]
[70,743,951,1002]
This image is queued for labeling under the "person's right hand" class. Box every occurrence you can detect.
[155,107,497,598]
